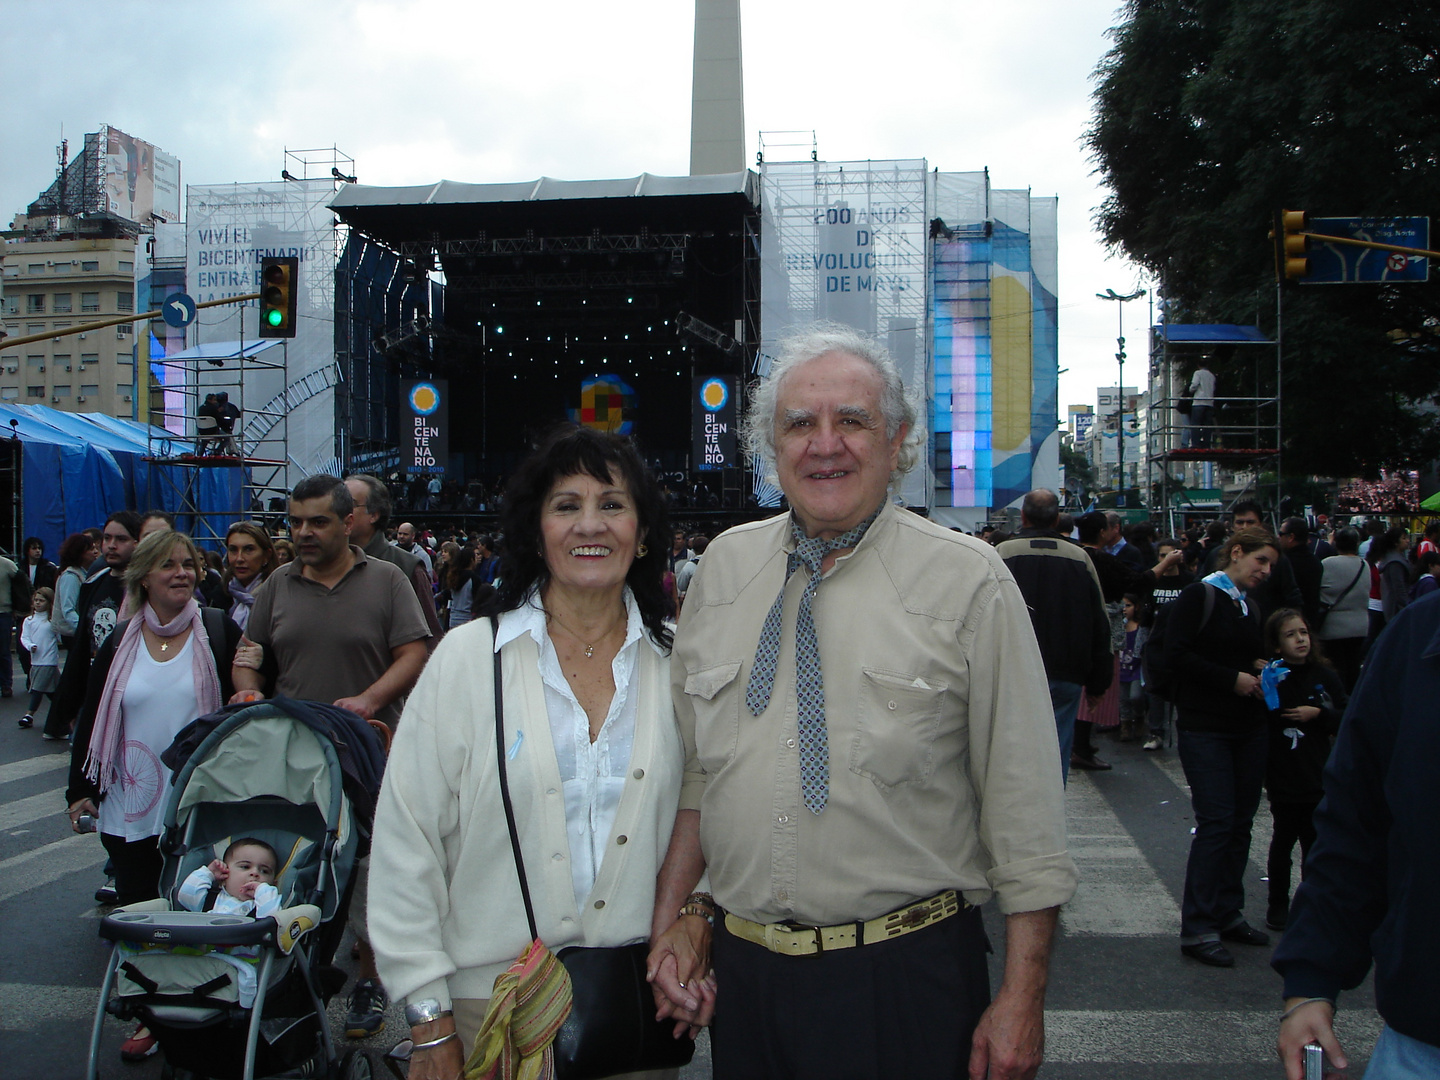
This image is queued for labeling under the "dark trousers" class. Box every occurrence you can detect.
[711,905,990,1080]
[100,831,164,907]
[1322,636,1366,694]
[1177,725,1267,942]
[1267,800,1319,917]
[0,612,12,693]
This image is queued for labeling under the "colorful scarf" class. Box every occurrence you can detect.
[465,939,573,1080]
[1202,570,1249,617]
[84,599,222,791]
[228,576,259,631]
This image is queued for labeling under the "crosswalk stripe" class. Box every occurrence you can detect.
[0,832,109,904]
[1062,771,1181,936]
[0,786,65,832]
[1044,1008,1383,1064]
[0,753,68,786]
[0,981,99,1032]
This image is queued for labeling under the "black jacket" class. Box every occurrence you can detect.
[1273,595,1440,1048]
[1265,661,1345,803]
[997,529,1113,695]
[1168,581,1266,733]
[1286,545,1325,626]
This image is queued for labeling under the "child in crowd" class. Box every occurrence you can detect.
[1117,594,1146,743]
[1410,551,1440,601]
[178,838,283,918]
[1262,609,1347,932]
[18,587,59,730]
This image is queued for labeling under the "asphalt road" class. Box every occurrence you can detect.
[1,692,1376,1079]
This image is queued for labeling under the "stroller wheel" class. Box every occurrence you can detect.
[338,1048,374,1080]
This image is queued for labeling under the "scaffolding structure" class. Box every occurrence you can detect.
[1146,323,1282,532]
[144,333,290,545]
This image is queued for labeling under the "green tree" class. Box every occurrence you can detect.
[1087,1,1440,476]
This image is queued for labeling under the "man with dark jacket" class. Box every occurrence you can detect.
[1278,517,1323,626]
[1274,594,1440,1078]
[998,490,1113,783]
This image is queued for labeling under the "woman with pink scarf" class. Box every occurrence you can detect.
[65,529,242,1062]
[65,529,243,902]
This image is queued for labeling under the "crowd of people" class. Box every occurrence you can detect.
[9,321,1439,1079]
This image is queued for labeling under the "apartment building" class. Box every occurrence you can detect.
[0,238,139,418]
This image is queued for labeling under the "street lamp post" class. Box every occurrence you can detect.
[1097,288,1146,508]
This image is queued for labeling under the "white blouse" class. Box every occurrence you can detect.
[494,590,661,914]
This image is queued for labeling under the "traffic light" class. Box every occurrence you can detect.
[258,256,298,338]
[1281,210,1309,280]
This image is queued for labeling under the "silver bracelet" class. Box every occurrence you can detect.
[1280,997,1334,1022]
[411,1031,459,1050]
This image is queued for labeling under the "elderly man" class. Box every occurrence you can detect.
[648,325,1077,1080]
[346,475,443,650]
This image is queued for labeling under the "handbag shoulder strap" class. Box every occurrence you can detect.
[491,615,540,942]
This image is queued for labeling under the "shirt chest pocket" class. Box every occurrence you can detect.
[847,668,947,789]
[683,660,744,772]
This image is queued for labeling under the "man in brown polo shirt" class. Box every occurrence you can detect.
[232,473,429,1038]
[648,326,1076,1079]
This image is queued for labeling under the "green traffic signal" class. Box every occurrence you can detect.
[257,256,298,338]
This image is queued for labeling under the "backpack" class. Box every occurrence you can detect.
[1142,584,1215,703]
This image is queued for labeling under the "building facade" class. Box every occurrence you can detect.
[0,238,139,418]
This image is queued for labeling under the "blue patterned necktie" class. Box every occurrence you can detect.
[746,510,881,814]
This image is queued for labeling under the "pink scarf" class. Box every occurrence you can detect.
[84,599,221,792]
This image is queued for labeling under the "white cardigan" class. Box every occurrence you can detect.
[367,615,683,1010]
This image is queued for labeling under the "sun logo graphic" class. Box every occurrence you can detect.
[699,378,729,412]
[573,375,635,434]
[409,382,441,416]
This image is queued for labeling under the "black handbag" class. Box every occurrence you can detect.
[490,620,695,1079]
[1175,396,1194,416]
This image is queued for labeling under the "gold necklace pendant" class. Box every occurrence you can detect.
[583,643,595,658]
[159,642,168,652]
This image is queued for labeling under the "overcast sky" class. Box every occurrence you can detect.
[0,0,1147,412]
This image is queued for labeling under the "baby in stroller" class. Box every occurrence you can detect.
[179,838,283,918]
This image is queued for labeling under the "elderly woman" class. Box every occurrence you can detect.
[369,425,700,1080]
[223,521,277,631]
[64,529,242,1061]
[1167,526,1282,968]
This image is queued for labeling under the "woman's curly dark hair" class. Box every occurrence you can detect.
[482,424,672,651]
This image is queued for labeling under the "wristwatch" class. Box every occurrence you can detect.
[404,998,451,1027]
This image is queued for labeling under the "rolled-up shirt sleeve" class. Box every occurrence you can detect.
[962,575,1079,914]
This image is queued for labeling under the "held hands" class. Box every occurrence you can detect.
[646,914,717,1038]
[1281,705,1322,724]
[408,1018,464,1080]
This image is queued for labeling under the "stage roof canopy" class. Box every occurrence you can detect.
[329,171,759,244]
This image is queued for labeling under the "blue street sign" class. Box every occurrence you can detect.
[1302,217,1430,284]
[162,292,198,327]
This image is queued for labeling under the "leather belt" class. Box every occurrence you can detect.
[723,890,965,957]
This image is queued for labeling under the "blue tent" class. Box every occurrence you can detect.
[5,405,245,555]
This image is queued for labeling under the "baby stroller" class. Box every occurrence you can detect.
[86,700,382,1080]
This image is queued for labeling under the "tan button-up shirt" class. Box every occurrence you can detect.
[673,501,1077,926]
